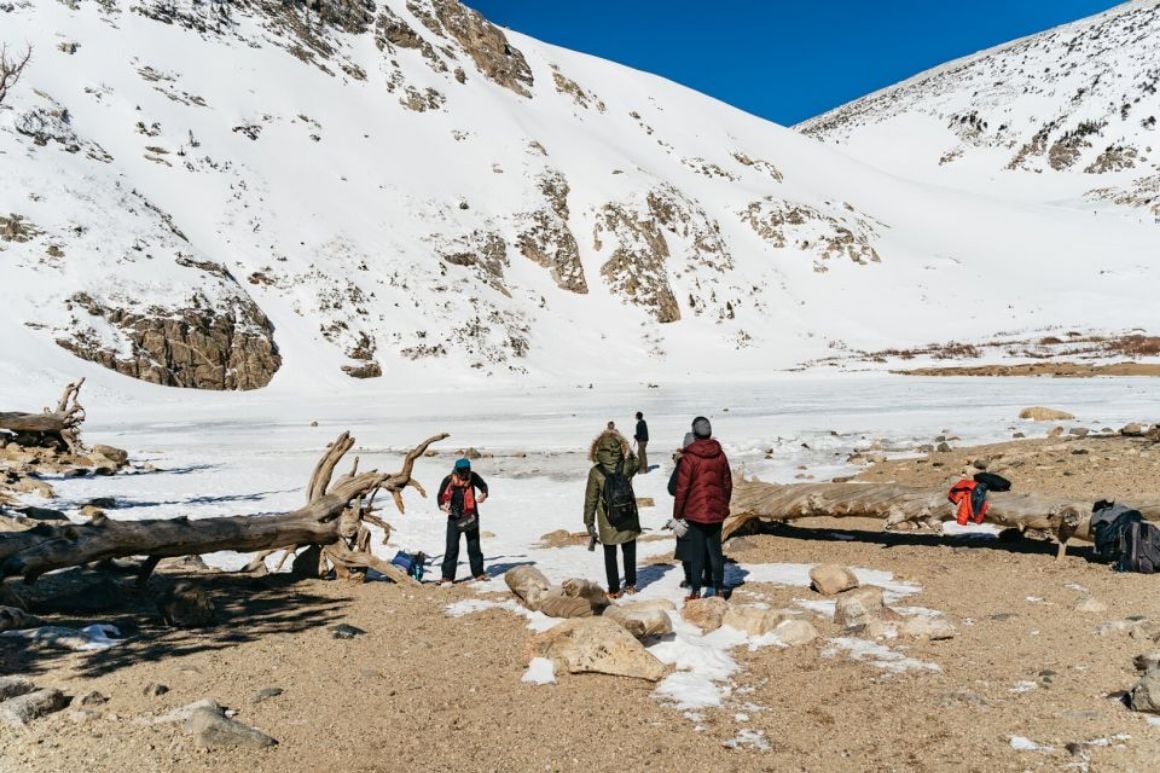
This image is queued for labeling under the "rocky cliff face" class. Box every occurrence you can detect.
[57,292,280,391]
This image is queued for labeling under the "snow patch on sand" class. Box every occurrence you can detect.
[823,637,940,673]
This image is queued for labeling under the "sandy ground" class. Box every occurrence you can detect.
[3,431,1160,772]
[897,362,1160,377]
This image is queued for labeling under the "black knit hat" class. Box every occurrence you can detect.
[692,416,712,439]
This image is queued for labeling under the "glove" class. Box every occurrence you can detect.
[586,524,597,540]
[666,518,689,538]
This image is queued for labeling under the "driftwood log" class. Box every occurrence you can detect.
[0,431,446,584]
[0,379,86,452]
[724,476,1160,560]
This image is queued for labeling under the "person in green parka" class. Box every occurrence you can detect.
[583,427,641,598]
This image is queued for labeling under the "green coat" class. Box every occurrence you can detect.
[583,436,640,545]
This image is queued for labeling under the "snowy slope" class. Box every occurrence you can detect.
[1,0,1157,397]
[798,0,1160,217]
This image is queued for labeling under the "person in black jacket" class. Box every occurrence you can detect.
[436,458,489,584]
[634,411,649,473]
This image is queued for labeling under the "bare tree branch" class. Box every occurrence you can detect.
[0,44,32,106]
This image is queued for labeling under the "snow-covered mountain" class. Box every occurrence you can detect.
[799,0,1160,218]
[1,0,1156,394]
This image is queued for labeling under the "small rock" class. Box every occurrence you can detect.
[78,691,108,707]
[834,586,886,629]
[186,706,278,748]
[900,617,956,640]
[936,442,952,453]
[158,582,215,627]
[309,420,319,427]
[331,623,366,639]
[971,458,989,470]
[772,619,817,646]
[251,687,283,704]
[1047,427,1064,438]
[84,496,117,509]
[1129,670,1160,713]
[1019,407,1075,422]
[1133,652,1160,673]
[0,688,68,725]
[1012,432,1026,439]
[90,444,129,466]
[809,564,859,596]
[681,596,730,633]
[1074,597,1108,614]
[1068,427,1090,437]
[0,676,35,701]
[722,605,789,636]
[1121,422,1146,437]
[143,683,169,697]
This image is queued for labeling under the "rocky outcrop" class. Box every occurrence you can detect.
[595,202,681,323]
[551,65,604,111]
[517,171,587,293]
[741,197,883,270]
[408,0,534,97]
[439,230,510,296]
[57,292,280,391]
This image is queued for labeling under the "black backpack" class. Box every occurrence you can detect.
[602,460,637,528]
[973,472,1011,492]
[1116,521,1160,574]
[1091,501,1143,562]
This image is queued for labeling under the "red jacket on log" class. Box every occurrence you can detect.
[673,439,732,524]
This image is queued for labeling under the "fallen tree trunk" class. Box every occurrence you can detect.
[0,379,86,452]
[0,431,446,583]
[724,476,1160,560]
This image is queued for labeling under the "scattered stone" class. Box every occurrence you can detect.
[1074,597,1108,614]
[0,676,35,701]
[834,586,886,629]
[143,682,170,697]
[1012,432,1026,439]
[149,699,223,725]
[772,618,818,646]
[90,444,129,466]
[722,605,789,636]
[78,691,108,707]
[84,496,117,509]
[1121,423,1146,437]
[0,606,41,632]
[251,687,284,704]
[1133,652,1160,673]
[525,617,665,682]
[158,582,215,627]
[1069,427,1090,437]
[971,458,989,470]
[1020,407,1075,422]
[186,706,278,748]
[1047,427,1064,438]
[330,624,366,639]
[1129,670,1160,713]
[681,596,730,633]
[936,442,952,453]
[809,564,859,596]
[0,688,68,725]
[537,529,586,548]
[900,617,956,640]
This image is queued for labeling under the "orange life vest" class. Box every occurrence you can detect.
[441,474,477,516]
[948,478,989,526]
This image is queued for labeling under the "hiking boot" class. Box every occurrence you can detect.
[436,578,453,587]
[607,590,623,600]
[623,585,638,595]
[473,574,489,582]
[683,592,701,603]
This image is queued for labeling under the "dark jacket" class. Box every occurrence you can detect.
[672,439,732,525]
[635,420,649,443]
[584,432,641,545]
[438,471,488,517]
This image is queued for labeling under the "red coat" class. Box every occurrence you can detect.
[673,439,732,524]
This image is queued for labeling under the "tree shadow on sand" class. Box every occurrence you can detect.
[0,570,352,681]
[732,522,1103,561]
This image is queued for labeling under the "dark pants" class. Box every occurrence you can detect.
[441,519,484,581]
[603,540,637,593]
[676,533,712,588]
[687,521,724,593]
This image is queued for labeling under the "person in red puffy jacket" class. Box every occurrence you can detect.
[672,416,732,600]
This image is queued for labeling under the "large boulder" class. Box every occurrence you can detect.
[504,566,551,607]
[0,676,35,701]
[536,591,594,619]
[681,596,730,633]
[1130,670,1160,713]
[722,605,791,636]
[1019,406,1075,422]
[526,617,665,682]
[809,564,860,596]
[834,586,887,629]
[603,604,673,639]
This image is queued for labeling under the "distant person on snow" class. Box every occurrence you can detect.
[437,458,489,585]
[669,432,711,589]
[584,428,641,598]
[634,411,650,473]
[672,417,732,600]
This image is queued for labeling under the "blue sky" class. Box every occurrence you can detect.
[469,0,1123,125]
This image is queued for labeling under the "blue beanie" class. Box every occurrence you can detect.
[454,458,471,472]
